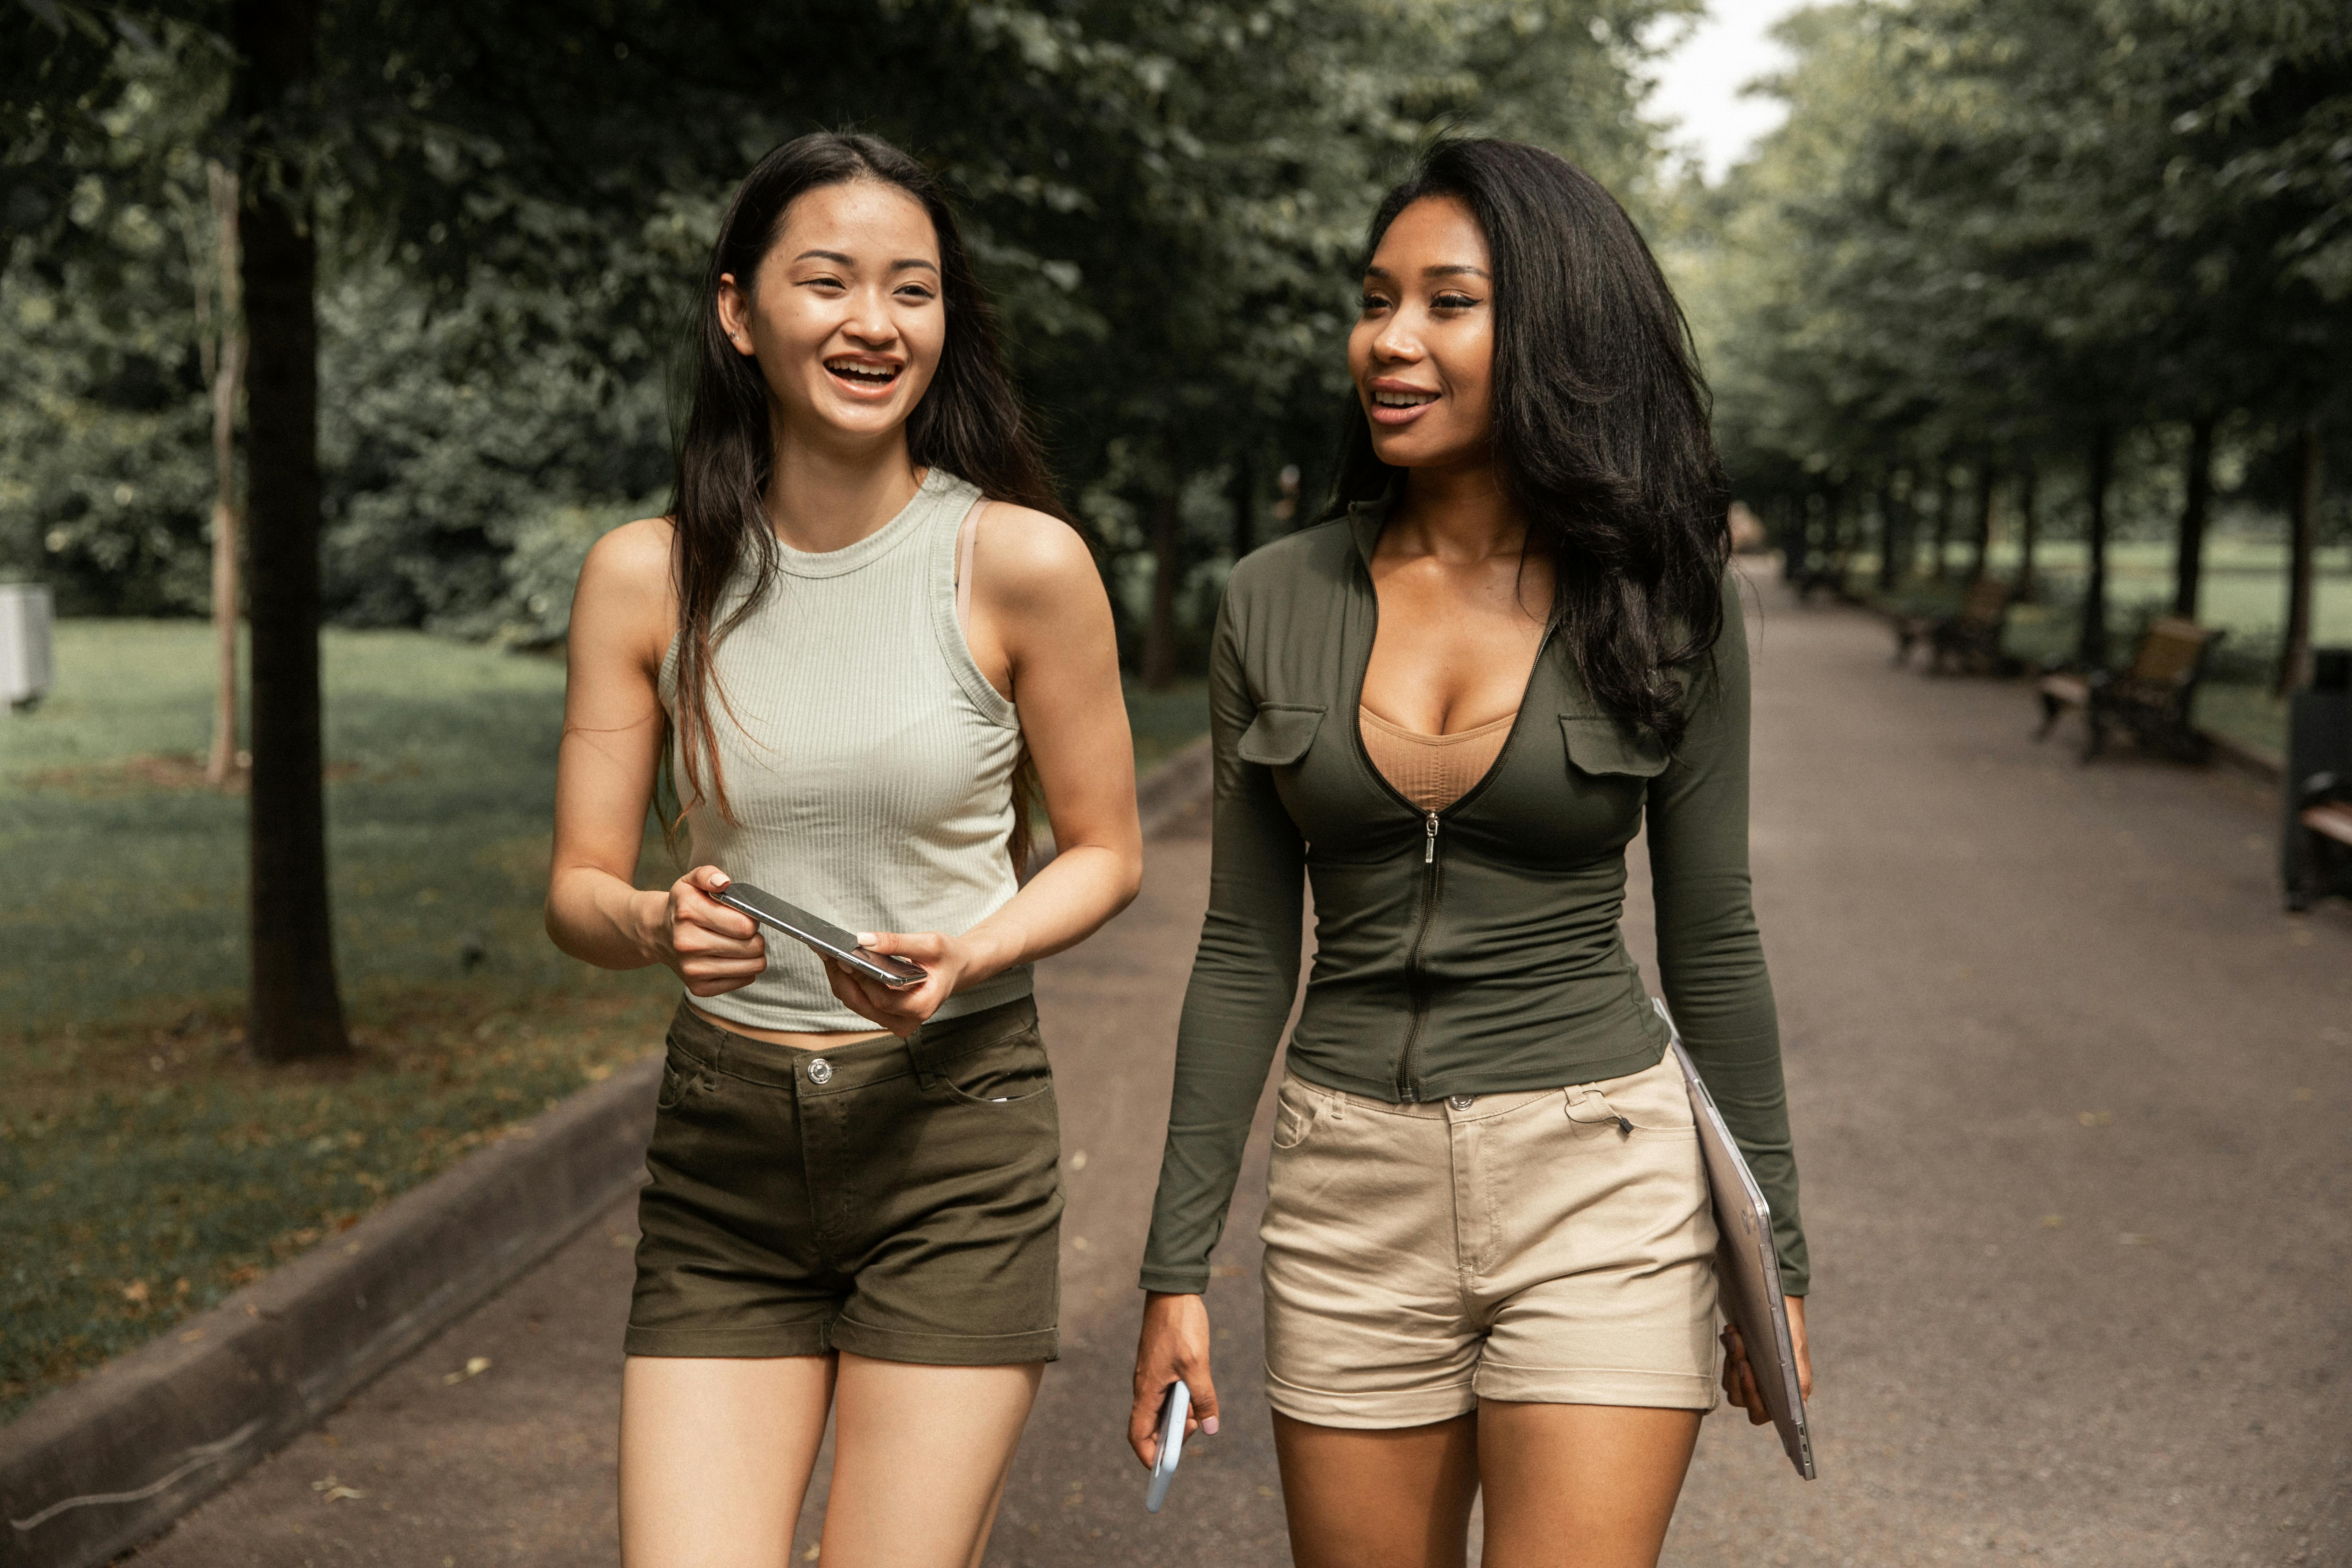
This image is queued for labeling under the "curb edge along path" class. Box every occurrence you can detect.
[0,734,1215,1568]
[0,1061,660,1568]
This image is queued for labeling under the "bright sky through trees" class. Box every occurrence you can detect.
[1646,0,1807,182]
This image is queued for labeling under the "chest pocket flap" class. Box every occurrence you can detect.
[1559,714,1669,779]
[1238,703,1326,766]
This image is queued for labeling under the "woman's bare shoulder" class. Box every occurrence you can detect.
[586,516,676,580]
[972,503,1098,612]
[573,517,678,659]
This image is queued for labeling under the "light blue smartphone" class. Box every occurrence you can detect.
[1143,1381,1191,1514]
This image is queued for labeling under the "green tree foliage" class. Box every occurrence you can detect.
[1689,0,2350,663]
[5,0,1693,660]
[2,17,227,611]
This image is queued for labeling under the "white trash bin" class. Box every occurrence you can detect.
[1,583,56,711]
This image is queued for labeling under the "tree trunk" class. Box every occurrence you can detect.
[2079,428,2113,669]
[2173,414,2214,621]
[237,0,348,1062]
[2016,462,2039,600]
[1823,484,1847,589]
[1968,461,1996,582]
[1228,449,1256,561]
[1835,483,1854,571]
[205,161,246,786]
[1142,489,1182,691]
[1875,478,1898,592]
[2277,424,2322,696]
[1930,464,1950,581]
[1892,467,1918,584]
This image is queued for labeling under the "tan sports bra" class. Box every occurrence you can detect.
[1359,706,1517,814]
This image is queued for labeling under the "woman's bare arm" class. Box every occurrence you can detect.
[544,519,768,994]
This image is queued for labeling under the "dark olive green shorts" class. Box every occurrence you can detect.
[626,995,1061,1365]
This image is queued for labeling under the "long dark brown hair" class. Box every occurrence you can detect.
[1326,138,1731,748]
[667,131,1063,861]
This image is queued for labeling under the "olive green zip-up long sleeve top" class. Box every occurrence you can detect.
[1140,500,1808,1296]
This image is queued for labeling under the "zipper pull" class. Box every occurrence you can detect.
[1424,811,1439,864]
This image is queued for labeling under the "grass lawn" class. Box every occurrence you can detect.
[0,620,1206,1422]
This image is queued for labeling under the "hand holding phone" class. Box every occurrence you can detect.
[1144,1381,1190,1514]
[654,867,771,998]
[709,880,929,990]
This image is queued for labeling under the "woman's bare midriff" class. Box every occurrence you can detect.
[689,1003,892,1052]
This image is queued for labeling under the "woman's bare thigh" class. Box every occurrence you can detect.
[1475,1401,1701,1568]
[1273,1409,1481,1568]
[820,1353,1044,1568]
[1271,1402,1701,1568]
[620,1352,1042,1568]
[619,1353,836,1568]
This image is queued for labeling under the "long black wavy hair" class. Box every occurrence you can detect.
[667,131,1062,854]
[1326,138,1731,747]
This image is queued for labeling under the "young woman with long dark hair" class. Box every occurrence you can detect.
[547,132,1140,1567]
[1128,139,1813,1566]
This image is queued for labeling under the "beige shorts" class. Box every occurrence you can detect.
[1258,1053,1720,1429]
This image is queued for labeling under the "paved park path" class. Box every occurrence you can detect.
[136,579,2350,1567]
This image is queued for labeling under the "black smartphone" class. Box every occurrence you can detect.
[709,881,929,990]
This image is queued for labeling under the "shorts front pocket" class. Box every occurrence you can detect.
[1610,1054,1700,1138]
[1559,1055,1697,1142]
[926,1034,1054,1108]
[654,1047,704,1112]
[1272,1082,1319,1150]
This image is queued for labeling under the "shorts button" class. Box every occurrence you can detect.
[1448,1095,1475,1111]
[807,1058,833,1086]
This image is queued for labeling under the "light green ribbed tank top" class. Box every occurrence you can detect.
[658,468,1029,1031]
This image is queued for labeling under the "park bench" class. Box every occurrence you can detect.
[2289,778,2352,912]
[2034,616,2222,763]
[1893,576,2014,674]
[2283,654,2352,911]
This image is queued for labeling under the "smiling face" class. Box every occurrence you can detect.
[1348,194,1497,476]
[717,178,946,453]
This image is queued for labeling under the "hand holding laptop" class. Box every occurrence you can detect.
[1655,998,1818,1479]
[1722,1294,1811,1424]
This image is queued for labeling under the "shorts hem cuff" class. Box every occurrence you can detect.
[1472,1364,1717,1411]
[828,1318,1059,1367]
[623,1322,833,1359]
[1262,1366,1478,1430]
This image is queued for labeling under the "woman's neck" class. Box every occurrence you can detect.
[1389,460,1527,564]
[762,421,924,555]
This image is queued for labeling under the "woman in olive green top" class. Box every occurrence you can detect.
[1129,140,1813,1566]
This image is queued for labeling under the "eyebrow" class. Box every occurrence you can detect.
[792,248,940,275]
[1362,263,1491,281]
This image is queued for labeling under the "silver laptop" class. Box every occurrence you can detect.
[1654,999,1816,1480]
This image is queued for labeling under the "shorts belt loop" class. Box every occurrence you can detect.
[902,1023,941,1090]
[1564,1085,1634,1135]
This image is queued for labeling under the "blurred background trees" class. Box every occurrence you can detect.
[4,0,1687,665]
[6,0,2347,1052]
[5,0,1694,1055]
[10,0,2346,677]
[1684,0,2350,687]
